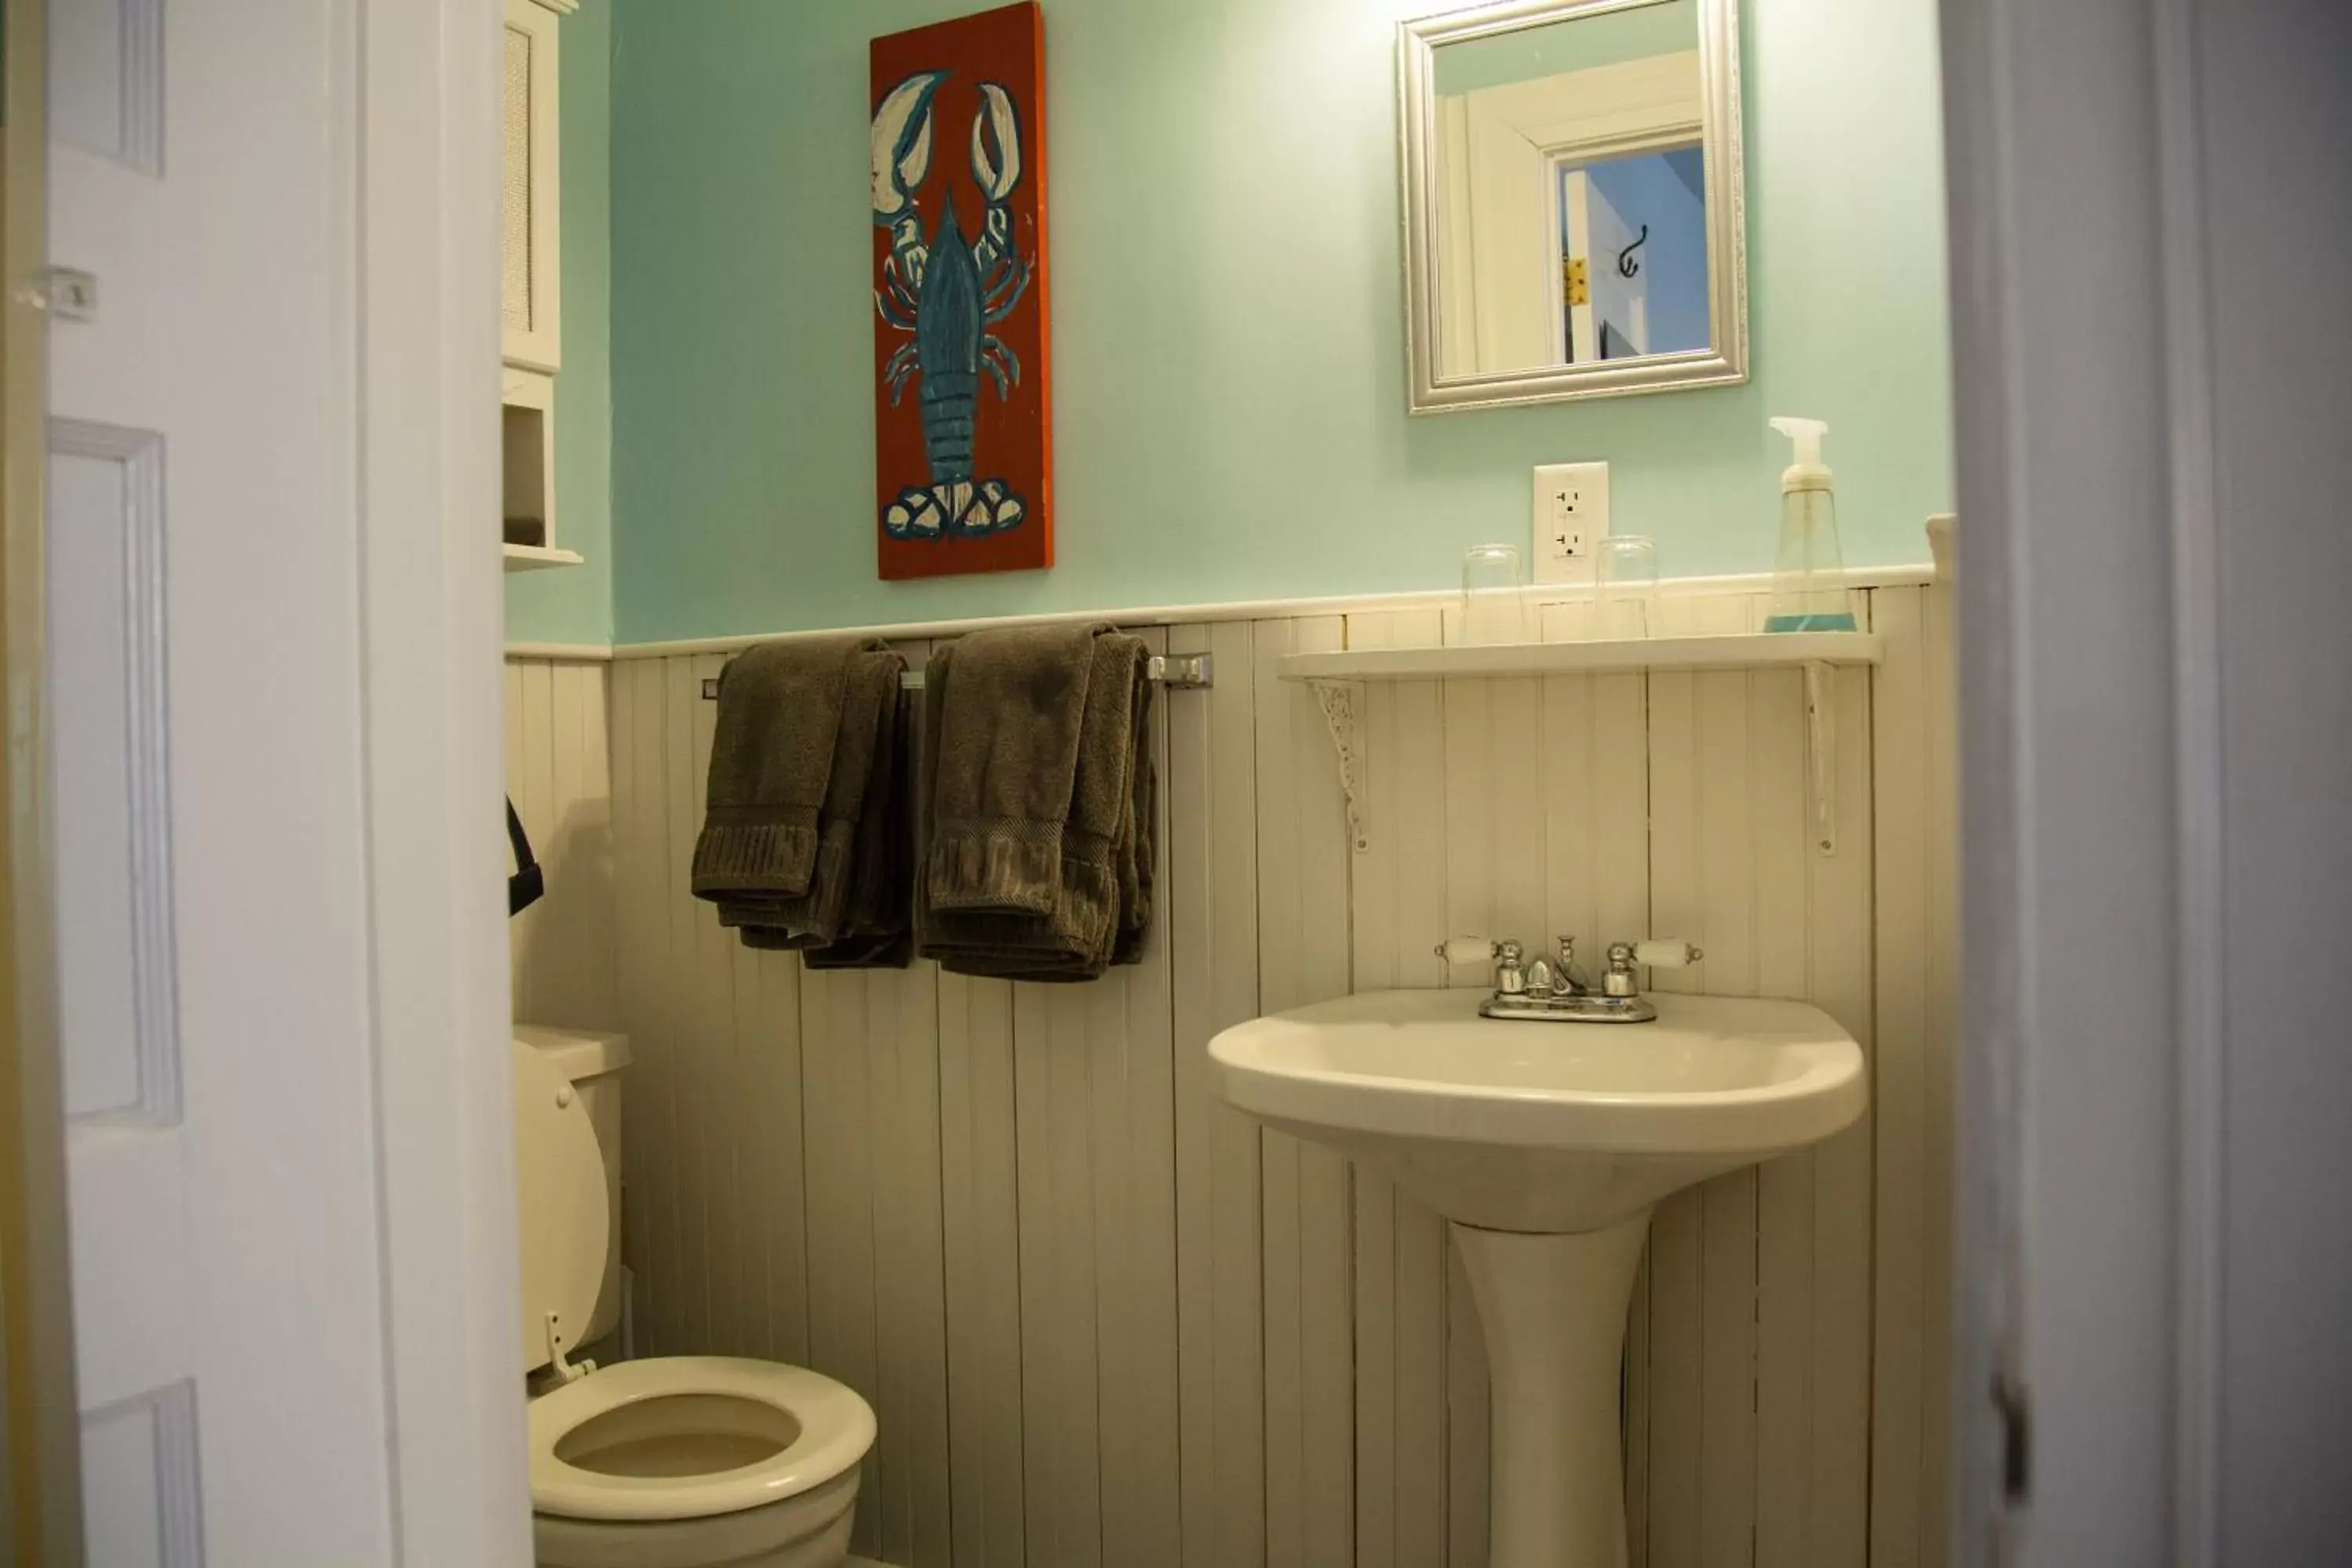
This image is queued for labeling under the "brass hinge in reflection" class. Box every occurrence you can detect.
[1565,256,1589,307]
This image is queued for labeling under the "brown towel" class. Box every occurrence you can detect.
[712,647,904,945]
[1113,673,1156,967]
[802,684,915,969]
[799,928,915,968]
[924,621,1110,916]
[918,630,1152,980]
[691,636,886,898]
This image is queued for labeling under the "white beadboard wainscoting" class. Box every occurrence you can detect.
[505,655,620,1032]
[503,574,1956,1568]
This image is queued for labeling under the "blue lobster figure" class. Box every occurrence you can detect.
[872,71,1035,539]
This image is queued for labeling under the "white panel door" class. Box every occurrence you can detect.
[47,2,403,1562]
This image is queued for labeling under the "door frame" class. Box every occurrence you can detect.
[351,0,532,1558]
[1940,0,2210,1554]
[1937,0,2352,1559]
[0,0,83,1559]
[2,2,528,1560]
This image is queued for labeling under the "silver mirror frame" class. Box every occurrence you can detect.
[1399,0,1748,413]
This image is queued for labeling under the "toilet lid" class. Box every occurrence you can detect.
[512,1037,610,1372]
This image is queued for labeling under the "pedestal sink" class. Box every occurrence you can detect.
[1208,987,1865,1567]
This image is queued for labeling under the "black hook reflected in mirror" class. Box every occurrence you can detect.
[1617,224,1650,279]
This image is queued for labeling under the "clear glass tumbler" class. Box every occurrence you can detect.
[1460,544,1530,645]
[1595,535,1662,638]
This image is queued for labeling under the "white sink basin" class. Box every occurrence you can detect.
[1209,986,1865,1232]
[1208,986,1865,1568]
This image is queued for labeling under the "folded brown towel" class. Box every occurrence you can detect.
[713,647,904,946]
[918,629,1153,980]
[924,621,1110,916]
[691,636,887,898]
[1113,673,1156,967]
[803,684,915,969]
[800,929,915,968]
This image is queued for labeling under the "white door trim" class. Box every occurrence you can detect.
[1,2,85,1555]
[358,1,532,1560]
[1940,0,2198,1553]
[1940,0,2352,1561]
[2147,0,2226,1555]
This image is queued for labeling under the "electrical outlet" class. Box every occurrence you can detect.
[1532,461,1610,583]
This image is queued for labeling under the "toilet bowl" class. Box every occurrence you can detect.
[529,1356,876,1568]
[514,1030,877,1566]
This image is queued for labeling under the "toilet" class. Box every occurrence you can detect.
[514,1026,877,1567]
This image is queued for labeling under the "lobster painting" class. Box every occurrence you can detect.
[869,4,1053,579]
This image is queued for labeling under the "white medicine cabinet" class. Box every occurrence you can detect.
[503,0,577,571]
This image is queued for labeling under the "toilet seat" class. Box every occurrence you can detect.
[529,1356,876,1523]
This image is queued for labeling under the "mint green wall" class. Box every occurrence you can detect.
[504,0,615,647]
[608,0,1951,644]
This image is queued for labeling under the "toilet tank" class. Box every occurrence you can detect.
[514,1025,630,1362]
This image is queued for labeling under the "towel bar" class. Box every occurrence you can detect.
[700,651,1214,702]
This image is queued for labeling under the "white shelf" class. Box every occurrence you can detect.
[503,543,584,573]
[1275,631,1882,684]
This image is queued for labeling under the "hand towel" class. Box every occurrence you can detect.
[1112,673,1156,967]
[711,646,904,946]
[923,621,1110,916]
[691,635,886,900]
[918,630,1152,980]
[802,684,916,969]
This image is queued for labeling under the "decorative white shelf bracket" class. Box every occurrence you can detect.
[1309,679,1370,853]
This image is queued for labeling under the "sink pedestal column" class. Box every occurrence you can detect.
[1454,1210,1652,1568]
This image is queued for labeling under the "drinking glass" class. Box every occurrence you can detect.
[1595,535,1661,638]
[1460,544,1530,645]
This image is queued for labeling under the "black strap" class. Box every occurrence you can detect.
[507,797,544,917]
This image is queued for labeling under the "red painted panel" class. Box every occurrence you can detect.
[871,2,1053,580]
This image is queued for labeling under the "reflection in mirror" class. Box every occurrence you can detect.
[1566,147,1709,360]
[1432,3,1703,376]
[1403,0,1745,411]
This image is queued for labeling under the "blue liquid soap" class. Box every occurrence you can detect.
[1764,609,1860,632]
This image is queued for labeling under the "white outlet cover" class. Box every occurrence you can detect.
[1532,461,1611,583]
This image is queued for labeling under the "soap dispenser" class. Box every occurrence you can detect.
[1764,416,1858,632]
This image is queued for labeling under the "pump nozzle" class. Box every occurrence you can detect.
[1769,416,1831,493]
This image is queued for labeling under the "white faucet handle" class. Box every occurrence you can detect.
[1436,936,1498,967]
[1632,939,1704,969]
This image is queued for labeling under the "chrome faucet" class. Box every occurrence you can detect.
[1442,935,1703,1024]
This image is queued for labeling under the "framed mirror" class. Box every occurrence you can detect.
[1400,0,1747,412]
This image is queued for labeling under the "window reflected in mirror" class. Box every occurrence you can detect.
[1563,146,1708,361]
